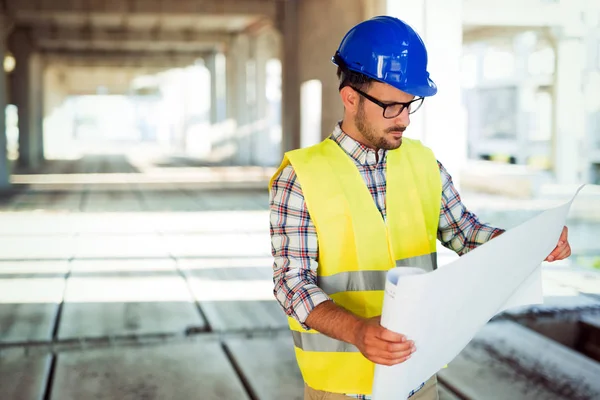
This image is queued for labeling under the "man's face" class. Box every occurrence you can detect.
[353,81,415,150]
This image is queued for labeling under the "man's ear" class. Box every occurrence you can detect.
[340,86,359,113]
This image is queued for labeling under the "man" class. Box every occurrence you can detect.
[269,16,571,400]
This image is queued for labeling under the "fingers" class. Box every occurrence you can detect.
[365,344,415,360]
[384,341,415,353]
[546,247,562,261]
[358,319,416,366]
[369,354,413,366]
[560,226,569,240]
[366,338,414,354]
[556,244,572,260]
[377,327,406,343]
[363,330,416,365]
[547,241,570,261]
[547,227,570,262]
[363,343,416,366]
[365,329,413,350]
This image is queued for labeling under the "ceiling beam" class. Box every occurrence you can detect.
[463,26,549,44]
[35,39,220,53]
[32,27,233,43]
[42,49,209,68]
[6,0,277,22]
[30,27,231,53]
[463,0,571,28]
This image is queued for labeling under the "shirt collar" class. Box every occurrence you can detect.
[330,123,387,166]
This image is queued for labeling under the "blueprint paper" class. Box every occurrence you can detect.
[372,185,586,399]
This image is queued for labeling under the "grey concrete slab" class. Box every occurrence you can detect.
[542,266,600,296]
[0,236,74,260]
[200,190,269,210]
[540,278,581,297]
[0,303,60,343]
[165,233,270,258]
[502,294,600,318]
[0,210,268,236]
[50,341,251,400]
[70,259,177,274]
[58,273,205,339]
[225,335,303,400]
[0,260,70,277]
[178,256,273,272]
[438,342,562,400]
[13,191,82,212]
[83,191,144,212]
[70,213,159,234]
[73,234,169,259]
[579,314,600,361]
[250,192,270,209]
[0,276,65,342]
[245,231,273,255]
[200,300,287,332]
[139,190,202,211]
[194,191,263,211]
[502,294,600,350]
[152,210,269,234]
[226,335,461,400]
[437,384,460,400]
[0,351,52,400]
[0,192,27,211]
[438,321,600,399]
[186,266,286,331]
[583,293,600,303]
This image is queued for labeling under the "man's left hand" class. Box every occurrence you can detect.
[545,226,571,262]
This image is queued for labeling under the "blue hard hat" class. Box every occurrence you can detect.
[332,16,437,97]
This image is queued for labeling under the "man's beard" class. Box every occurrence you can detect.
[355,102,405,150]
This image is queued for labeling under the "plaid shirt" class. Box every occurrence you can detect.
[269,124,504,399]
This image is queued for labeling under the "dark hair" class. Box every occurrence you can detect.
[333,53,375,92]
[337,67,375,92]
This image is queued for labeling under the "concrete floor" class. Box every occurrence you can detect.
[1,153,599,399]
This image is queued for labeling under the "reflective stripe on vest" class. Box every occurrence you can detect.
[318,253,438,295]
[300,253,437,353]
[395,252,437,271]
[292,331,361,353]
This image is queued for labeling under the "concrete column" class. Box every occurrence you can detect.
[0,19,10,190]
[277,0,382,155]
[32,53,44,163]
[227,34,251,165]
[249,27,281,167]
[245,37,258,166]
[279,0,301,153]
[582,10,599,183]
[552,30,586,184]
[583,76,599,181]
[389,0,466,186]
[225,51,237,122]
[299,0,381,143]
[8,29,44,170]
[224,47,238,166]
[250,34,264,166]
[43,67,73,159]
[514,32,538,166]
[205,52,226,125]
[424,0,465,182]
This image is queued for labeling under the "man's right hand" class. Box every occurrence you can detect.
[353,316,415,366]
[304,301,415,366]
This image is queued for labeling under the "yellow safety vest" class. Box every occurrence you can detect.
[270,136,442,395]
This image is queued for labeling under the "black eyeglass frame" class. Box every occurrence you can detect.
[350,86,425,118]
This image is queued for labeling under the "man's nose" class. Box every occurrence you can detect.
[393,108,410,126]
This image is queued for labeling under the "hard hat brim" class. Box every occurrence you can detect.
[333,55,438,97]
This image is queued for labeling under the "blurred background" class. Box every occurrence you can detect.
[0,0,599,399]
